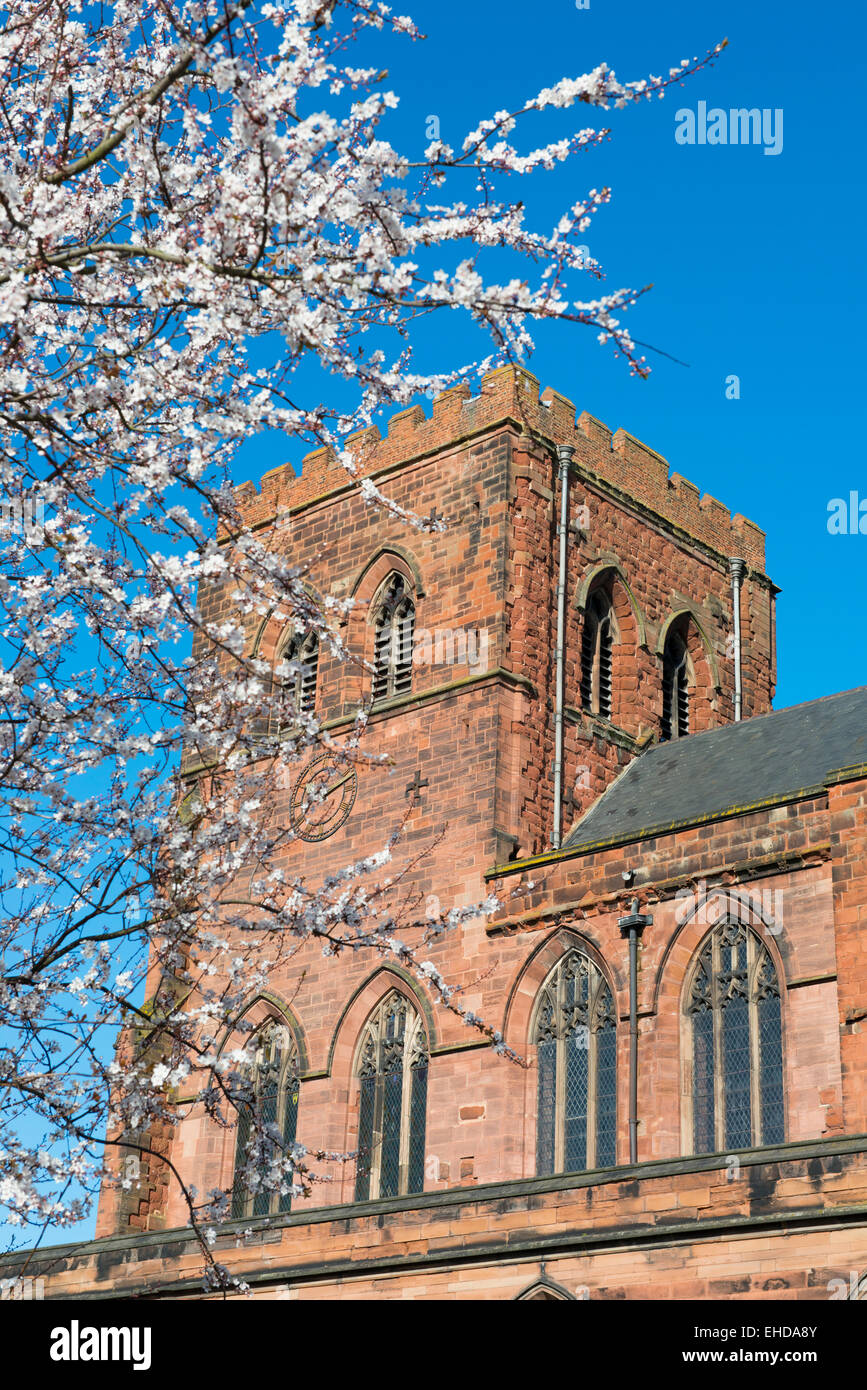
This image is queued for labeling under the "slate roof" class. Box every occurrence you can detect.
[563,686,867,852]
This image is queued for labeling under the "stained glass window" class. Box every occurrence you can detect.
[354,991,428,1201]
[533,949,618,1175]
[231,1019,300,1219]
[687,920,784,1154]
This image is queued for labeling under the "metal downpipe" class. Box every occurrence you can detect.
[729,557,746,722]
[618,898,653,1165]
[551,444,574,850]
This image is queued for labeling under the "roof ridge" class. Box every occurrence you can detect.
[647,684,867,753]
[770,685,867,715]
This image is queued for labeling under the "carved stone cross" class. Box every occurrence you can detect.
[405,770,430,801]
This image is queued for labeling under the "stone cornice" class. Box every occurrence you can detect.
[485,844,832,936]
[487,789,831,882]
[5,1135,865,1299]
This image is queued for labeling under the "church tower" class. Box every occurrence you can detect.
[211,360,773,870]
[93,364,778,1236]
[40,364,866,1308]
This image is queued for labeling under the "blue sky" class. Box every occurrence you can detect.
[234,0,867,711]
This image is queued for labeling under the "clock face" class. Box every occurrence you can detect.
[289,751,358,842]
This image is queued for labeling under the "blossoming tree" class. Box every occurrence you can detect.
[0,0,722,1283]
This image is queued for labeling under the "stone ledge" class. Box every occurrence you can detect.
[4,1133,864,1279]
[487,787,831,880]
[485,842,832,935]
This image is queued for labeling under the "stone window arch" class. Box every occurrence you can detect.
[231,1018,300,1218]
[661,627,691,739]
[515,1278,576,1300]
[580,587,616,718]
[575,561,645,731]
[684,920,784,1154]
[532,948,617,1175]
[354,989,428,1200]
[371,572,415,704]
[271,627,319,732]
[657,609,720,738]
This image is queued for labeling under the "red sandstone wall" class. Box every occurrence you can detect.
[150,790,850,1231]
[827,769,867,1133]
[102,366,814,1241]
[505,430,774,856]
[23,1143,867,1300]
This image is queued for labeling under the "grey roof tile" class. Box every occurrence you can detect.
[563,687,867,852]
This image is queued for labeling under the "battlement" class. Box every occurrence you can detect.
[230,366,766,570]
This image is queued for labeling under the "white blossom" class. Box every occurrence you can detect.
[0,0,722,1283]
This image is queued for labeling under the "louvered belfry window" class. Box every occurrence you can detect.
[231,1020,300,1219]
[354,991,428,1201]
[272,630,318,733]
[661,631,690,740]
[534,949,617,1176]
[372,574,415,704]
[580,589,614,719]
[687,921,784,1154]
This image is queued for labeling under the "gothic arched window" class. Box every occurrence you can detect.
[580,589,614,719]
[533,949,617,1175]
[372,574,415,703]
[686,920,784,1154]
[515,1280,575,1301]
[231,1019,300,1218]
[661,630,690,740]
[272,629,319,731]
[354,990,428,1201]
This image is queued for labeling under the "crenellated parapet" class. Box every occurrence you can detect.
[229,365,765,570]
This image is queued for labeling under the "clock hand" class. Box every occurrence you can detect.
[308,770,353,803]
[322,771,352,798]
